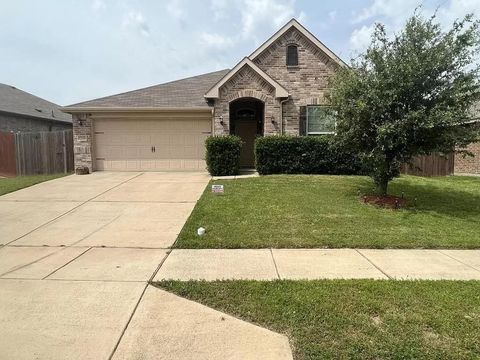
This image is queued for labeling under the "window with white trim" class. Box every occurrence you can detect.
[306,106,336,134]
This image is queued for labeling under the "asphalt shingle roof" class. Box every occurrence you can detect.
[0,83,72,123]
[67,69,230,109]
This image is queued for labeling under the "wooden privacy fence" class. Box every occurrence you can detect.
[401,152,454,177]
[0,131,16,177]
[0,130,74,177]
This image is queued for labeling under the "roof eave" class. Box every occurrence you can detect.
[0,109,72,124]
[61,106,213,114]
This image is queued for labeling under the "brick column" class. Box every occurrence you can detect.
[72,113,94,173]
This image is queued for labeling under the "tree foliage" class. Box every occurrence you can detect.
[328,11,480,195]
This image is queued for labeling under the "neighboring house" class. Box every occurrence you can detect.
[454,102,480,175]
[0,84,72,132]
[63,19,346,172]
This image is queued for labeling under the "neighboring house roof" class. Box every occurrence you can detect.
[204,58,289,99]
[249,18,348,67]
[63,69,230,112]
[0,83,72,123]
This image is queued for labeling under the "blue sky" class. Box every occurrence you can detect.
[0,0,478,105]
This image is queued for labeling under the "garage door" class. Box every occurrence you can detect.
[93,116,211,171]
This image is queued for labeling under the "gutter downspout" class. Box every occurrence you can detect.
[279,96,289,135]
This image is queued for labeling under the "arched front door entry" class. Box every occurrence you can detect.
[229,97,264,168]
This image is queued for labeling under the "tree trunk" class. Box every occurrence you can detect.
[376,179,389,196]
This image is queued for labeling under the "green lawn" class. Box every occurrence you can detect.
[0,173,69,196]
[176,175,480,249]
[158,280,480,360]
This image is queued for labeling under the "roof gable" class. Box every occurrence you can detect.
[249,19,347,68]
[204,58,289,99]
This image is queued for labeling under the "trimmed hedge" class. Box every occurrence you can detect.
[206,135,243,176]
[255,135,365,175]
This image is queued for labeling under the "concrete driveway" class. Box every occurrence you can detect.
[0,172,206,358]
[0,172,292,360]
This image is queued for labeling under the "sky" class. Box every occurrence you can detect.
[0,0,478,105]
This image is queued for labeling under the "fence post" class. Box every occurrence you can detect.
[63,130,67,173]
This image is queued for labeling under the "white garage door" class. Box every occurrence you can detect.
[93,116,211,171]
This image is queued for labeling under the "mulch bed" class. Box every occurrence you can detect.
[362,194,408,209]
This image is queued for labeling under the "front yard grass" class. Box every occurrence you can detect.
[176,175,480,249]
[157,280,480,359]
[0,173,68,196]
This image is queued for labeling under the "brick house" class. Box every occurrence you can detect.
[63,19,346,172]
[0,83,72,133]
[454,103,480,174]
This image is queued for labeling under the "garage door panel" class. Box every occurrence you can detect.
[94,117,210,171]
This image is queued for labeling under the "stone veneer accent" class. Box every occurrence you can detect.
[455,142,480,174]
[72,113,94,173]
[213,27,338,136]
[213,65,281,135]
[254,28,337,135]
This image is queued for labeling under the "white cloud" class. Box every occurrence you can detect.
[210,0,228,21]
[328,10,337,22]
[92,0,106,13]
[199,32,235,49]
[240,0,296,40]
[349,0,480,56]
[349,24,375,53]
[122,10,150,37]
[167,0,186,22]
[435,0,480,29]
[352,0,419,24]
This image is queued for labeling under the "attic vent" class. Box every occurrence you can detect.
[51,110,55,117]
[35,108,43,112]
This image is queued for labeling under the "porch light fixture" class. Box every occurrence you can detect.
[219,116,224,125]
[271,116,276,124]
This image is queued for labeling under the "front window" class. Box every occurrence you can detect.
[306,106,336,134]
[286,45,298,66]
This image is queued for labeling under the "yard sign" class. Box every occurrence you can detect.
[212,184,224,194]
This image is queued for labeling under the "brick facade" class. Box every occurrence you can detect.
[72,113,94,173]
[212,27,337,136]
[213,66,280,135]
[454,142,480,174]
[0,113,71,133]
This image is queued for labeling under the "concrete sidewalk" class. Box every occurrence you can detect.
[155,248,480,281]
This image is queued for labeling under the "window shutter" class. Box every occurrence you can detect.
[299,106,306,135]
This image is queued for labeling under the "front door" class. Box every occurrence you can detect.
[235,119,257,167]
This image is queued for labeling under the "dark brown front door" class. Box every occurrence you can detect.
[235,119,257,167]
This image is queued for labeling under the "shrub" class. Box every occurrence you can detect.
[255,135,365,175]
[205,136,243,176]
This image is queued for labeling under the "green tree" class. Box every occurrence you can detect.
[328,12,480,195]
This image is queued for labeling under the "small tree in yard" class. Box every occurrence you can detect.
[329,12,480,195]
